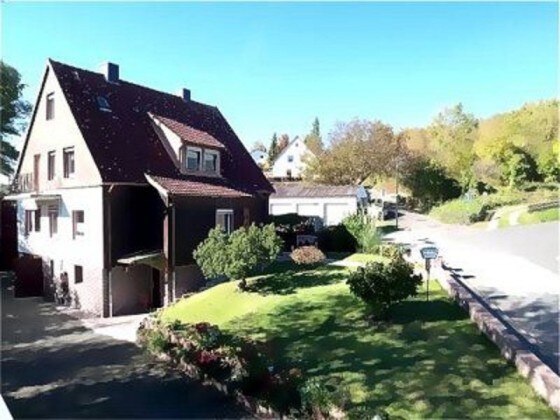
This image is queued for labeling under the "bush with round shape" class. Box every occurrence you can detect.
[290,246,326,266]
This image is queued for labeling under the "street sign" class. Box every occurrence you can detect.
[420,246,439,260]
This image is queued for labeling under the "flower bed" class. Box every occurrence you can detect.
[137,317,304,416]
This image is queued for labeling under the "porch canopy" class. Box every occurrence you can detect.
[117,250,165,270]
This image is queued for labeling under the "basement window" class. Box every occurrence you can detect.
[96,96,111,112]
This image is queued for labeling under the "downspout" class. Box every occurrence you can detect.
[166,194,176,303]
[103,185,114,317]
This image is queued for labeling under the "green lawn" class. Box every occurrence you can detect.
[161,262,553,418]
[518,207,559,225]
[342,253,387,264]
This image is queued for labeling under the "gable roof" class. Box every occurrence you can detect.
[273,136,315,165]
[47,59,273,194]
[271,182,357,198]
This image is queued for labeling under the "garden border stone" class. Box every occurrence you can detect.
[435,264,560,414]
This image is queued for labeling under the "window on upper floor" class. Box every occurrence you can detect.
[47,151,56,180]
[72,210,84,239]
[63,147,75,178]
[74,265,83,284]
[96,96,111,112]
[203,150,219,173]
[186,147,202,171]
[46,93,55,120]
[216,209,234,234]
[287,155,294,163]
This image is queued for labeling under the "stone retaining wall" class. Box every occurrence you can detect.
[436,265,560,414]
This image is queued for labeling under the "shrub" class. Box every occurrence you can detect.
[317,224,357,253]
[270,213,316,251]
[299,378,335,418]
[194,223,283,291]
[347,254,422,320]
[342,213,381,253]
[290,246,326,266]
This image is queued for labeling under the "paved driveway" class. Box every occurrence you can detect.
[1,273,247,419]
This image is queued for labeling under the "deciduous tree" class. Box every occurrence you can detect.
[1,61,31,176]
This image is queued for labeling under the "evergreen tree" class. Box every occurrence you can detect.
[268,133,278,163]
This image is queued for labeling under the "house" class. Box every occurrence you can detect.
[269,183,368,227]
[250,150,268,167]
[3,59,273,317]
[270,137,314,179]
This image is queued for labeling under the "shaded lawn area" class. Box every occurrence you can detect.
[518,207,559,225]
[161,262,553,418]
[343,253,387,264]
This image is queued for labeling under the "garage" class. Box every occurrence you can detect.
[269,183,366,226]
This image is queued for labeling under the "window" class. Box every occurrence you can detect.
[49,260,54,279]
[47,151,56,180]
[186,148,201,171]
[216,209,234,234]
[34,208,41,232]
[287,155,294,163]
[46,93,55,120]
[287,169,292,178]
[74,265,83,284]
[48,205,58,237]
[63,148,75,178]
[96,96,111,112]
[203,150,219,173]
[24,210,33,235]
[72,210,84,239]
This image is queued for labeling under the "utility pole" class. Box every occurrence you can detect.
[395,159,400,230]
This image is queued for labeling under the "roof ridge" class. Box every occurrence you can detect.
[49,58,216,110]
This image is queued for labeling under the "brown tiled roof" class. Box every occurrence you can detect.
[151,114,225,150]
[48,60,273,194]
[149,175,252,198]
[272,182,357,198]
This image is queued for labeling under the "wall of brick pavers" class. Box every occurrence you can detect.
[435,265,560,414]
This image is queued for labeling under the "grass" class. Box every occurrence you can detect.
[518,207,559,225]
[343,253,387,264]
[161,261,553,418]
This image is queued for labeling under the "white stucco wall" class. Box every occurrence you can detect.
[269,196,357,226]
[18,64,102,189]
[17,186,105,314]
[271,139,313,178]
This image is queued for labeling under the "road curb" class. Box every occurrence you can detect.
[436,265,560,414]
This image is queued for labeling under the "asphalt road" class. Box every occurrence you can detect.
[389,215,559,374]
[0,273,246,419]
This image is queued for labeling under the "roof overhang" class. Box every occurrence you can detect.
[117,250,165,270]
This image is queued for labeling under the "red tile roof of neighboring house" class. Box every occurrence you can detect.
[148,175,252,198]
[48,60,273,194]
[151,114,225,150]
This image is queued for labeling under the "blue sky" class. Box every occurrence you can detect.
[2,2,557,149]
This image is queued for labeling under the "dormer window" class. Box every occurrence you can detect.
[186,147,202,171]
[204,150,219,172]
[96,96,111,112]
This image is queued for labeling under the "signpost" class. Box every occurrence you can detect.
[420,246,439,301]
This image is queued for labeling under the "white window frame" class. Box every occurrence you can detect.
[185,146,202,171]
[72,210,85,239]
[46,92,55,120]
[63,147,75,178]
[216,209,234,234]
[203,149,220,173]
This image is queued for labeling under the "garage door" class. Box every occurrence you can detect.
[270,203,293,215]
[325,203,349,226]
[296,203,321,218]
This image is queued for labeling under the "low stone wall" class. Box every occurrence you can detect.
[436,265,560,414]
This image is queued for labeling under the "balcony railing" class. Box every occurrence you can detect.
[12,173,35,193]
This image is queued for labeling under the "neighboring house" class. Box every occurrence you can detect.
[271,137,314,179]
[4,59,273,317]
[269,183,368,227]
[250,150,268,167]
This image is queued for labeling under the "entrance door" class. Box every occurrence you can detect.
[151,268,162,309]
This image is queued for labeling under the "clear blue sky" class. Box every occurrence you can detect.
[2,2,557,149]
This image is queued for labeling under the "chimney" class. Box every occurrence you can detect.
[100,62,119,83]
[178,88,191,102]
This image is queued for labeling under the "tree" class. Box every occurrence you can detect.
[427,103,478,191]
[193,224,283,291]
[304,117,323,155]
[305,119,400,185]
[251,141,267,153]
[268,133,279,163]
[1,61,31,176]
[277,134,290,154]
